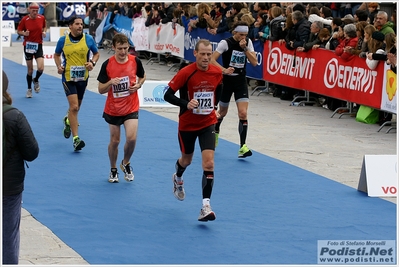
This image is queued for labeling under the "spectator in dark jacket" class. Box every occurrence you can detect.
[2,70,39,265]
[327,21,344,51]
[267,6,286,42]
[161,3,176,24]
[286,10,311,50]
[297,21,323,52]
[145,5,162,27]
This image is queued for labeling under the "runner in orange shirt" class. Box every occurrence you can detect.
[97,33,146,183]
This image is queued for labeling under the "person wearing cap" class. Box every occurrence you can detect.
[341,14,355,25]
[374,11,395,35]
[366,31,390,70]
[54,16,100,152]
[16,2,47,98]
[368,32,397,70]
[211,21,258,158]
[335,24,358,61]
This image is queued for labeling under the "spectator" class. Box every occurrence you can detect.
[367,2,379,24]
[181,4,194,29]
[293,3,306,15]
[286,10,311,50]
[366,31,393,125]
[161,3,176,24]
[312,28,331,49]
[206,3,224,34]
[226,2,244,31]
[354,9,368,23]
[390,10,397,34]
[268,6,286,42]
[359,24,377,58]
[172,8,183,28]
[341,14,355,25]
[320,6,333,20]
[252,11,269,41]
[374,11,395,35]
[335,24,358,61]
[367,32,396,66]
[308,6,332,28]
[387,35,397,73]
[329,3,341,18]
[349,21,369,56]
[145,5,162,27]
[325,17,343,50]
[297,21,323,52]
[143,5,152,19]
[251,2,268,19]
[132,3,144,19]
[2,71,39,264]
[219,2,231,17]
[188,3,212,30]
[282,10,295,44]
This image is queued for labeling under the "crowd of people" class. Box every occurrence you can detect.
[87,2,396,110]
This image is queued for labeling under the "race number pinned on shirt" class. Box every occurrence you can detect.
[70,66,86,81]
[112,76,130,98]
[229,50,245,69]
[25,41,38,54]
[193,91,214,115]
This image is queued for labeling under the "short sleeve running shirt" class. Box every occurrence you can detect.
[168,63,223,131]
[17,14,46,46]
[97,54,145,116]
[55,33,99,82]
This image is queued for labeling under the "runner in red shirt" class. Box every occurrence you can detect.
[17,2,46,98]
[97,33,146,183]
[164,39,223,222]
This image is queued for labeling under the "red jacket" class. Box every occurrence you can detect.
[335,37,359,61]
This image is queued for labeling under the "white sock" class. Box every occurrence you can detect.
[202,198,210,206]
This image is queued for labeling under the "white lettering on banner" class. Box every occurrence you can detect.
[267,47,379,94]
[183,32,218,52]
[247,52,263,66]
[62,3,86,17]
[267,47,315,79]
[324,58,378,93]
[184,32,198,50]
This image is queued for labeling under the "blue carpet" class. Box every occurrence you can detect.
[3,58,397,264]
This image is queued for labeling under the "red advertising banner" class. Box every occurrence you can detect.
[263,41,384,109]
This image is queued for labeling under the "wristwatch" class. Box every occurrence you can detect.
[90,60,96,66]
[243,47,248,52]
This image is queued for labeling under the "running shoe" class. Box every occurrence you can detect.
[198,204,216,221]
[26,89,32,98]
[108,169,119,183]
[172,173,185,201]
[63,115,71,139]
[73,136,85,151]
[120,160,134,181]
[215,132,219,147]
[33,81,40,93]
[238,144,252,158]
